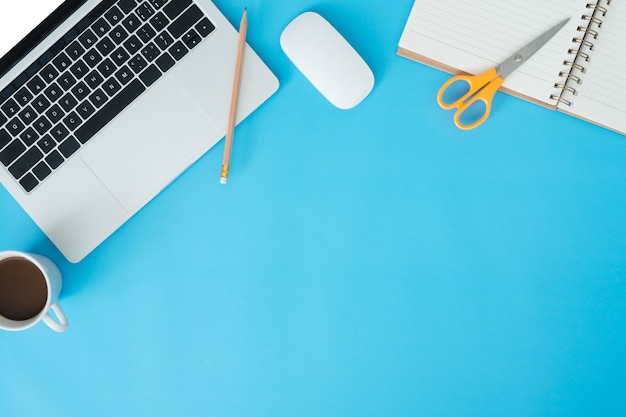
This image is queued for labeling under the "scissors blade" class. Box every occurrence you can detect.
[498,18,570,78]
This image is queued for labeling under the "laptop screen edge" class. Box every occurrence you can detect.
[0,0,90,78]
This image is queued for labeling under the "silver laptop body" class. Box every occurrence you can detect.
[0,0,279,262]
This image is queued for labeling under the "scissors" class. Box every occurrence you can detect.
[437,18,570,130]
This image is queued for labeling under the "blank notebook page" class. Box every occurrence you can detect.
[398,0,586,107]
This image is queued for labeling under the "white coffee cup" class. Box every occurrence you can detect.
[0,250,68,332]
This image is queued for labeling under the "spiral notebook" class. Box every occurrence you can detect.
[397,0,626,136]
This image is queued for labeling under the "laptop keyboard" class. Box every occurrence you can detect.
[0,0,215,192]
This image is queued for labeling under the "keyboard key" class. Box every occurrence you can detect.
[51,123,70,142]
[59,93,78,112]
[38,134,56,153]
[40,64,59,83]
[0,111,7,126]
[164,0,192,20]
[15,87,33,106]
[33,116,52,135]
[122,13,141,33]
[104,5,124,26]
[9,146,43,179]
[195,17,215,37]
[103,78,122,96]
[149,0,166,9]
[98,58,117,78]
[182,29,201,49]
[96,36,116,56]
[7,118,25,135]
[150,12,169,31]
[20,127,39,146]
[66,40,85,59]
[59,136,80,158]
[115,66,134,85]
[89,88,108,108]
[110,26,129,44]
[141,42,160,61]
[33,96,51,113]
[46,150,64,169]
[76,79,145,143]
[18,106,36,125]
[27,75,46,95]
[46,104,65,124]
[53,52,72,72]
[63,111,82,131]
[168,41,188,60]
[85,70,104,89]
[33,161,52,181]
[137,23,157,42]
[93,17,111,37]
[112,47,131,66]
[129,54,148,73]
[20,173,38,192]
[136,3,155,21]
[78,29,98,49]
[69,59,90,79]
[0,140,26,166]
[44,83,63,101]
[155,53,175,72]
[118,0,138,14]
[77,101,96,119]
[1,98,20,117]
[84,49,103,67]
[139,64,161,86]
[168,5,203,38]
[154,31,174,50]
[124,35,143,54]
[72,81,90,101]
[58,72,77,90]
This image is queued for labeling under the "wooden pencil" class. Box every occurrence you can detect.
[220,8,248,184]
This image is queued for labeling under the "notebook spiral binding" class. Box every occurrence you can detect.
[550,1,611,106]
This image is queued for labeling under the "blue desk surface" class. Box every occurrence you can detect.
[2,1,626,416]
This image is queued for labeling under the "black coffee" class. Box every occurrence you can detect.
[0,257,47,321]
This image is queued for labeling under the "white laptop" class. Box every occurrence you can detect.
[0,0,279,262]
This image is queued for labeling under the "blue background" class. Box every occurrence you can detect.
[2,0,626,416]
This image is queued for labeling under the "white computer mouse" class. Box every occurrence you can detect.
[280,12,375,110]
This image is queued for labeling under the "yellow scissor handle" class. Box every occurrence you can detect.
[437,68,505,130]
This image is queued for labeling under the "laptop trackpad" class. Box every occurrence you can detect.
[81,76,219,211]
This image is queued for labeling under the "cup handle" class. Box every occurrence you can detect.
[43,301,68,332]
